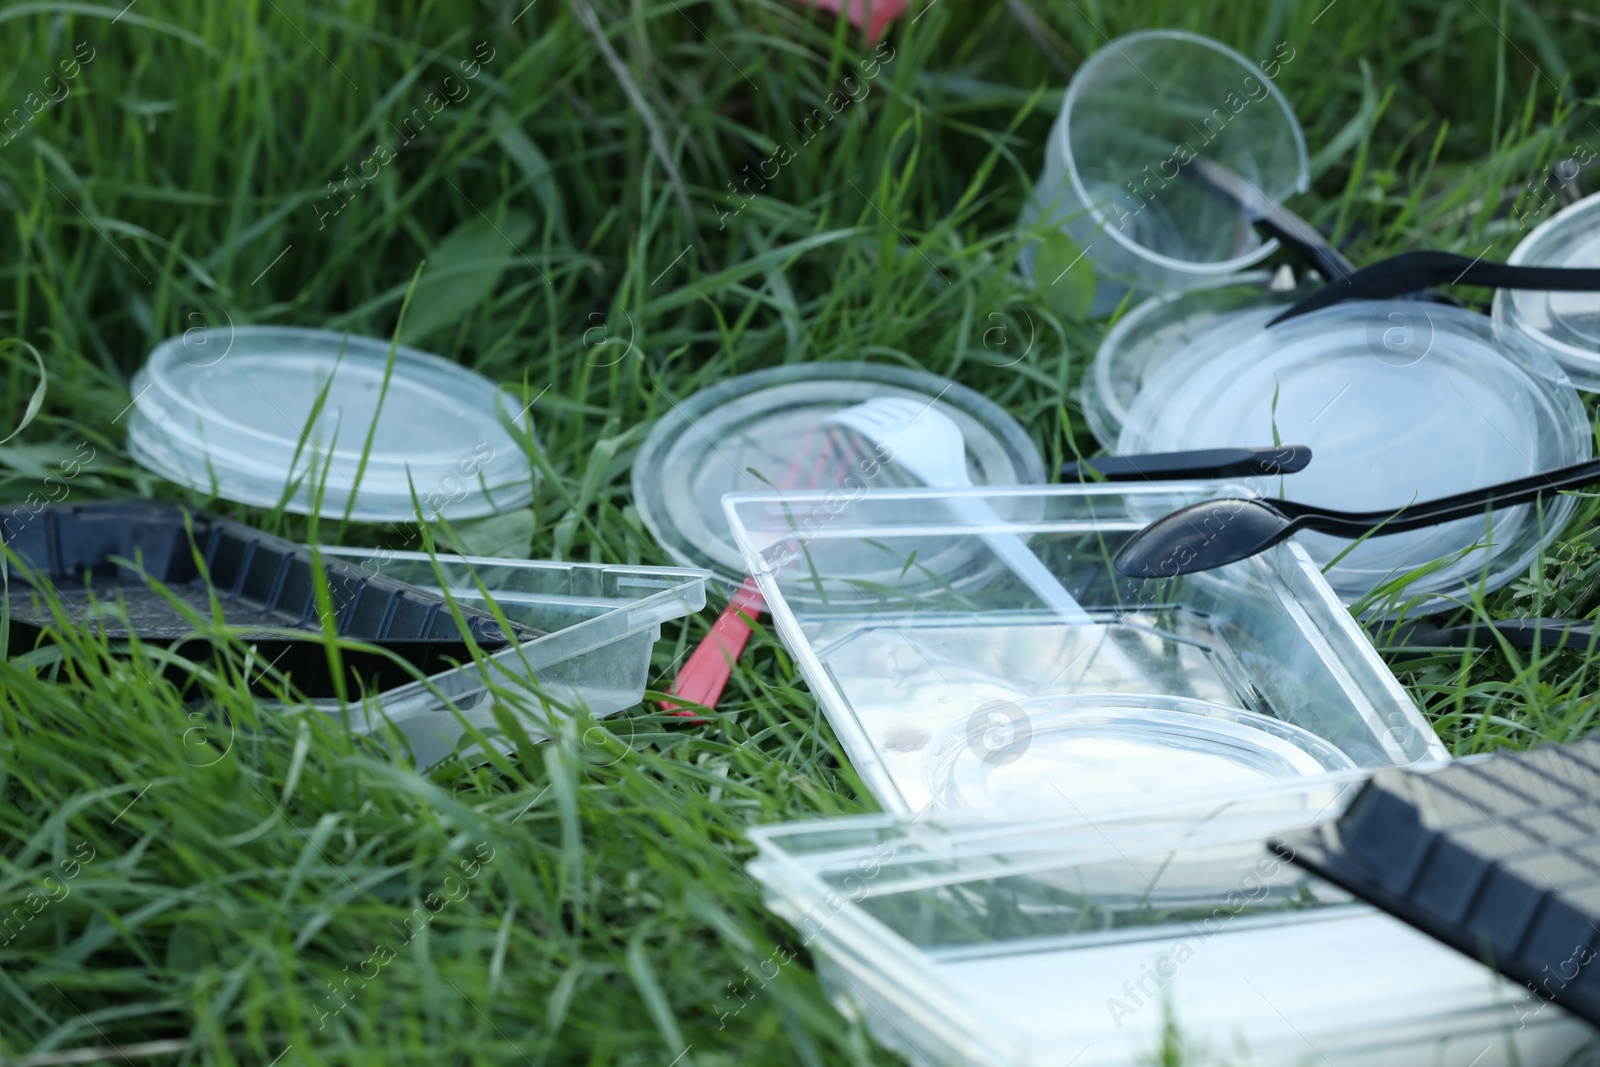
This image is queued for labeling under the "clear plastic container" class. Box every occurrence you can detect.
[747,777,1595,1067]
[1019,31,1309,315]
[1082,272,1313,448]
[632,362,1043,585]
[1496,190,1600,391]
[128,327,535,522]
[1117,301,1591,611]
[310,549,707,766]
[723,484,1446,814]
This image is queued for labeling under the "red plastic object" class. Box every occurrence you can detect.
[791,0,907,41]
[662,578,767,715]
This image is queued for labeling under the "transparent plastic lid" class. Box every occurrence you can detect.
[1083,272,1313,447]
[926,693,1357,811]
[632,362,1044,582]
[1496,190,1600,391]
[127,326,534,522]
[1118,301,1590,610]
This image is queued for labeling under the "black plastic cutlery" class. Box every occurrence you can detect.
[1060,444,1311,483]
[1113,457,1600,578]
[1268,249,1600,325]
[1190,158,1356,284]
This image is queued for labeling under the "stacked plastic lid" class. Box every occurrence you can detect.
[1088,283,1591,610]
[1496,190,1600,391]
[632,362,1045,584]
[748,775,1590,1067]
[128,326,535,523]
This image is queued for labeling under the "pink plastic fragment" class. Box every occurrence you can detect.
[793,0,908,41]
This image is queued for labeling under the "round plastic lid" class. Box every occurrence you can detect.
[1496,190,1600,391]
[1118,301,1590,608]
[926,694,1355,810]
[127,326,534,523]
[632,363,1045,582]
[1084,272,1315,448]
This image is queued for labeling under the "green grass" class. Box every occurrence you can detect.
[1,0,1599,1063]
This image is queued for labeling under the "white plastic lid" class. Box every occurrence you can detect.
[127,326,534,522]
[1118,301,1590,608]
[632,363,1045,582]
[1495,190,1600,391]
[925,694,1355,810]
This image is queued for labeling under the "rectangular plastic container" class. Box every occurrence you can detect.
[3,502,533,695]
[723,484,1447,814]
[748,777,1597,1067]
[314,549,707,766]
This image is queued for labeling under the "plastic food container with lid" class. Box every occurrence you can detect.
[724,482,1445,815]
[633,361,1045,587]
[747,775,1595,1067]
[128,326,535,522]
[1496,189,1600,391]
[1110,298,1590,613]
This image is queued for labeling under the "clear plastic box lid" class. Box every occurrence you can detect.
[127,326,535,522]
[632,362,1044,583]
[1117,301,1590,611]
[1496,190,1600,391]
[725,483,1447,815]
[748,776,1594,1067]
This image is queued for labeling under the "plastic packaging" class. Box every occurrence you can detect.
[1117,301,1590,611]
[127,326,535,522]
[747,778,1595,1067]
[315,547,706,766]
[1496,190,1600,391]
[633,362,1044,584]
[1018,31,1309,315]
[3,501,529,696]
[724,483,1446,814]
[1278,736,1600,1027]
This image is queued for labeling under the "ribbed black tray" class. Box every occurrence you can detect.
[3,501,533,697]
[1273,738,1600,1027]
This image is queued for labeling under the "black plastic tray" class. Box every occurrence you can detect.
[3,501,533,697]
[1273,738,1600,1027]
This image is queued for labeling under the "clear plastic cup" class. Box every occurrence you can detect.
[1020,30,1310,315]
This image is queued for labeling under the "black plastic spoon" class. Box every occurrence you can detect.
[1113,457,1600,579]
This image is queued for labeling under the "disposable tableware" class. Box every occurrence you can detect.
[3,500,530,695]
[1112,456,1600,579]
[746,776,1590,1067]
[725,482,1445,814]
[827,396,1092,623]
[633,363,1044,711]
[1060,443,1310,482]
[127,326,534,522]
